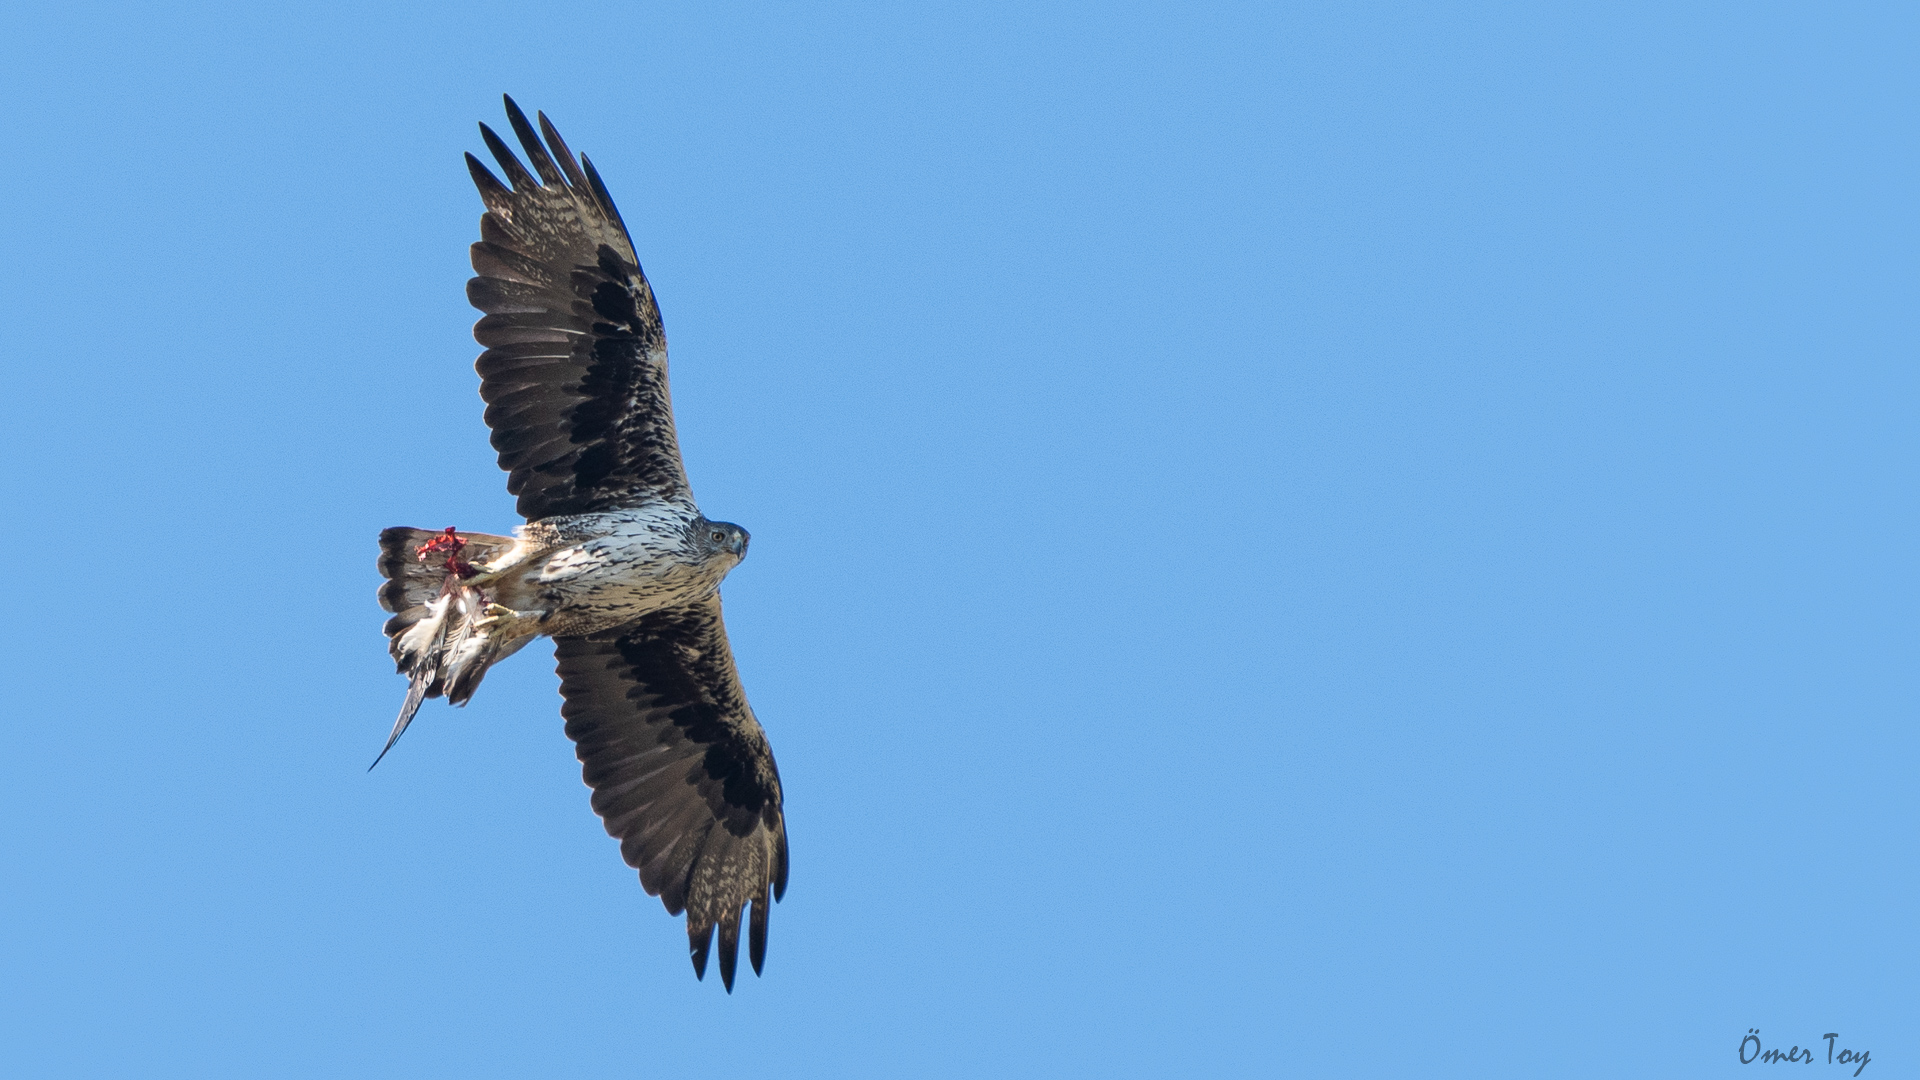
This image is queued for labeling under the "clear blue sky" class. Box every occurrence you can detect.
[1,2,1912,1077]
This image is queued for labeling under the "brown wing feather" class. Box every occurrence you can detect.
[554,593,788,991]
[465,95,691,520]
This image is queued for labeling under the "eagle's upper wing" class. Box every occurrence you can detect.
[465,96,690,521]
[554,593,788,991]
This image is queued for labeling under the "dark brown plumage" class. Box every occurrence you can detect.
[557,595,788,986]
[466,95,689,521]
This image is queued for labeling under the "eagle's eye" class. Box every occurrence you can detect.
[711,530,726,543]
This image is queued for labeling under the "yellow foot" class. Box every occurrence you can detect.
[474,603,519,630]
[474,603,546,631]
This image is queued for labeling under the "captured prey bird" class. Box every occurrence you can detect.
[373,96,787,992]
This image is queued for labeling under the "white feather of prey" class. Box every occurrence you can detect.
[373,575,528,769]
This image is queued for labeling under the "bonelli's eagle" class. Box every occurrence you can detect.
[373,96,787,993]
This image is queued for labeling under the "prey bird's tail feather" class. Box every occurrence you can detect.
[371,669,433,771]
[372,527,531,768]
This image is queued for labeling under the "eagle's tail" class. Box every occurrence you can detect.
[372,526,531,768]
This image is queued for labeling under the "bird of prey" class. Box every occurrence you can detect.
[373,96,787,992]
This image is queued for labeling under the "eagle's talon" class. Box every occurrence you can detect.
[461,562,505,585]
[473,602,517,630]
[474,603,547,631]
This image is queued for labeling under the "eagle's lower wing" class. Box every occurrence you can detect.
[554,594,788,991]
[465,95,691,520]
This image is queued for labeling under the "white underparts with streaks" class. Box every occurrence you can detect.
[483,501,741,639]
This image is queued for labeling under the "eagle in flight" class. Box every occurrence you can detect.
[373,96,787,992]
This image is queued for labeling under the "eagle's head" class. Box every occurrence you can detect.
[696,519,750,565]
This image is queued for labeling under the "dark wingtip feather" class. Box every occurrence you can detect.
[503,96,565,187]
[748,896,768,976]
[717,908,741,993]
[689,921,714,981]
[479,122,536,191]
[579,154,633,239]
[465,152,511,207]
[537,111,589,190]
